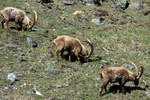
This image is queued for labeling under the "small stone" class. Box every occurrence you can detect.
[32,88,43,96]
[91,18,101,25]
[56,84,63,88]
[26,37,38,48]
[7,73,16,82]
[63,0,75,5]
[26,37,33,47]
[20,83,27,88]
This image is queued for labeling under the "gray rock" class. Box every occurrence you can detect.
[91,18,101,25]
[63,0,76,5]
[26,37,33,47]
[7,73,16,82]
[26,37,38,48]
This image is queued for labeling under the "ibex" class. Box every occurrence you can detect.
[0,7,37,30]
[99,62,144,95]
[53,35,94,63]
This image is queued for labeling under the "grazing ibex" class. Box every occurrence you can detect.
[99,62,144,95]
[53,35,94,63]
[0,7,37,30]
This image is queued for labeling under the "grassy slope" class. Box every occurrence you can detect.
[0,0,150,100]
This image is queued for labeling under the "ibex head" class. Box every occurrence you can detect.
[80,40,94,62]
[24,10,37,30]
[131,62,144,86]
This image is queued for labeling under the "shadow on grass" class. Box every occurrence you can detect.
[10,26,22,31]
[61,54,102,65]
[10,26,37,32]
[109,85,145,94]
[88,56,102,62]
[100,84,146,96]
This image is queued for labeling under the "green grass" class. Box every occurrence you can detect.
[0,0,150,99]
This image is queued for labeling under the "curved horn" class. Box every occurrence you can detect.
[0,10,2,16]
[30,10,37,29]
[137,66,144,79]
[130,62,139,76]
[84,39,94,59]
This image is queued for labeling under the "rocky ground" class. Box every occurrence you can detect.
[0,0,150,99]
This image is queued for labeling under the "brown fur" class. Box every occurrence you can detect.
[99,63,143,95]
[0,7,37,30]
[53,35,94,63]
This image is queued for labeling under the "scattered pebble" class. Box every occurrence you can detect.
[20,83,27,88]
[4,85,17,90]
